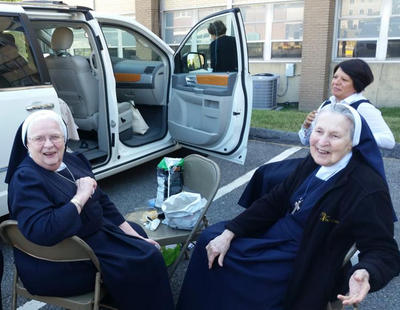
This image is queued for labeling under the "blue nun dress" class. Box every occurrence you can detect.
[8,153,174,310]
[177,170,340,310]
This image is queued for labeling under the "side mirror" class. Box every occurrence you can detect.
[182,52,206,72]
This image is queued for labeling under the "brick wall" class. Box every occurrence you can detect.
[298,0,336,111]
[136,0,160,36]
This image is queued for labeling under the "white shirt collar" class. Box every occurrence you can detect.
[328,93,365,106]
[315,152,353,180]
[56,162,67,171]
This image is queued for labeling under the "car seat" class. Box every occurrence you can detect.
[45,27,99,131]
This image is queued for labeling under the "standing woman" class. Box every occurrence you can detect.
[239,58,395,208]
[5,110,174,310]
[207,20,238,72]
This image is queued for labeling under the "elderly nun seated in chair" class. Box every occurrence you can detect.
[5,110,174,310]
[177,103,400,310]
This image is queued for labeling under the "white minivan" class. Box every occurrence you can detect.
[0,2,252,216]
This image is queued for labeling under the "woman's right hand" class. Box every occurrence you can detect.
[303,110,317,129]
[206,229,235,269]
[74,176,97,206]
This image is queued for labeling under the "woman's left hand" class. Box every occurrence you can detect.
[205,229,235,269]
[337,269,370,305]
[119,221,161,250]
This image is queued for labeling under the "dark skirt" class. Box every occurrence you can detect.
[238,158,303,208]
[177,221,299,310]
[15,222,174,310]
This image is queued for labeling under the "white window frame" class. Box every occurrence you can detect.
[162,6,226,50]
[235,1,304,62]
[334,0,400,62]
[160,0,304,62]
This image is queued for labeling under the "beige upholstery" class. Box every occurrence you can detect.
[45,27,99,131]
[0,220,116,310]
[126,154,221,277]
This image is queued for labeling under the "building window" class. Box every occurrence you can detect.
[237,1,303,60]
[271,2,303,58]
[163,7,225,51]
[336,0,400,60]
[387,0,400,57]
[238,4,266,59]
[162,1,304,61]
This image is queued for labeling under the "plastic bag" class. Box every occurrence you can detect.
[155,157,184,208]
[130,101,149,135]
[161,191,207,230]
[161,244,181,266]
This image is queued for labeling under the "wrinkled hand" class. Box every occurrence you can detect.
[75,176,97,203]
[303,110,317,129]
[337,269,370,306]
[206,229,235,269]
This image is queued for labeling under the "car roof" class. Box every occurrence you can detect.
[0,1,91,13]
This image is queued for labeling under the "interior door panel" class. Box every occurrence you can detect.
[169,73,237,146]
[170,8,252,163]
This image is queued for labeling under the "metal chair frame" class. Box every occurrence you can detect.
[125,154,221,277]
[0,220,108,310]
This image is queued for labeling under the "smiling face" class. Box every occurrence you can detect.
[27,118,65,171]
[331,67,357,101]
[310,111,353,167]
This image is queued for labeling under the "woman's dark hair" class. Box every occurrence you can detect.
[333,59,374,93]
[207,20,227,36]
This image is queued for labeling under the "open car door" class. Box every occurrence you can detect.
[169,8,252,164]
[0,11,60,216]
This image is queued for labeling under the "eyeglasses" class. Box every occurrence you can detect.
[28,135,64,145]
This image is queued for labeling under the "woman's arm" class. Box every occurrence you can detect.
[357,103,395,149]
[226,157,313,237]
[349,191,400,292]
[9,168,82,246]
[298,110,317,145]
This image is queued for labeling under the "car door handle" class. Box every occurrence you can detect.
[25,102,55,111]
[185,76,197,86]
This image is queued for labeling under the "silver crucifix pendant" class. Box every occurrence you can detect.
[292,198,303,214]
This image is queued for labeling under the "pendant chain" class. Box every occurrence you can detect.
[291,170,337,215]
[54,165,76,185]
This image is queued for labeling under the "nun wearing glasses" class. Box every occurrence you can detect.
[177,103,400,310]
[5,110,173,310]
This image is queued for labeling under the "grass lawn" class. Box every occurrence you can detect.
[251,106,400,143]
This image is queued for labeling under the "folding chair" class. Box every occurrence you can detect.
[0,220,111,310]
[326,243,359,310]
[125,154,221,277]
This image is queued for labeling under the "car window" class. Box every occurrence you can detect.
[175,14,239,73]
[101,25,162,61]
[0,16,41,88]
[36,26,93,58]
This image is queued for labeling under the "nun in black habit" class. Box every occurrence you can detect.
[239,58,395,209]
[177,103,400,310]
[5,110,174,310]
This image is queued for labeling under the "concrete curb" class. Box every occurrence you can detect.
[249,127,400,159]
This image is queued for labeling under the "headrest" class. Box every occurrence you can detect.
[0,33,15,46]
[0,17,12,32]
[51,27,73,51]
